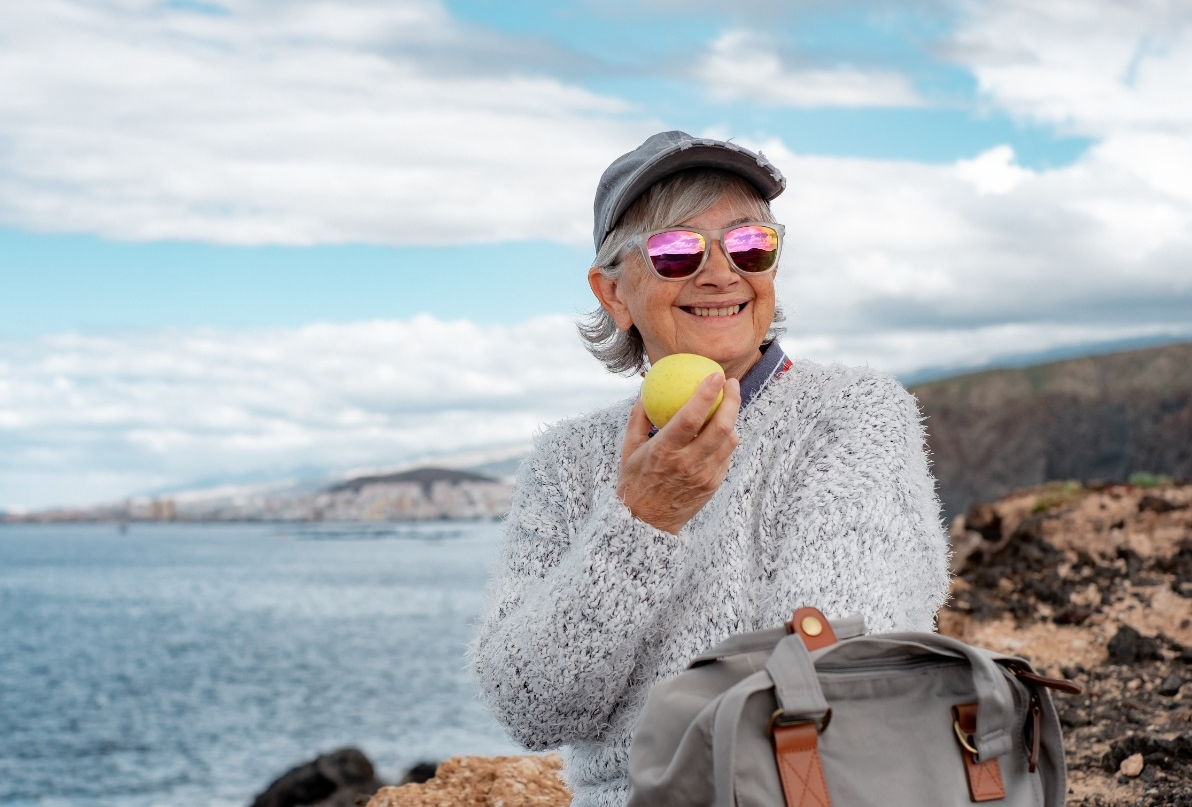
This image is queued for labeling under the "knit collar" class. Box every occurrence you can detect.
[739,342,791,412]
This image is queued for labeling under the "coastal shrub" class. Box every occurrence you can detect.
[1032,480,1085,513]
[1128,472,1173,489]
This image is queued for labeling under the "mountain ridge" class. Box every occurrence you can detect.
[911,341,1192,519]
[327,466,497,495]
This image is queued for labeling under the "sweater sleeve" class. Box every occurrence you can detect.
[469,415,685,750]
[765,369,950,633]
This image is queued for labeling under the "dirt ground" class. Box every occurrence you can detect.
[939,481,1192,805]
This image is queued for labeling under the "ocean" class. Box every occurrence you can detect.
[0,521,523,807]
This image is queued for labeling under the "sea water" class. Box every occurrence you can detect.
[0,521,522,807]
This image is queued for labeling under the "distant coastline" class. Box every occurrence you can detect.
[0,465,513,525]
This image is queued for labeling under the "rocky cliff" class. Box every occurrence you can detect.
[911,341,1192,520]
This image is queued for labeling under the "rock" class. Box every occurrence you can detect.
[399,762,439,785]
[365,755,570,807]
[250,748,385,807]
[964,502,1004,542]
[1138,494,1183,514]
[1119,753,1145,777]
[1106,626,1142,663]
[1106,625,1164,664]
[1159,673,1185,697]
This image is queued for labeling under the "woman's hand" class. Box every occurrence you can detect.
[617,373,742,534]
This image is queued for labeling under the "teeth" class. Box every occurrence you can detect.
[690,305,742,317]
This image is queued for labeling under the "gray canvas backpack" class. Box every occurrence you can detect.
[627,607,1079,807]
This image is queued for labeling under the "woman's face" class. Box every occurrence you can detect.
[589,193,777,381]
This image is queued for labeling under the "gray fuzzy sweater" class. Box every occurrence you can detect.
[470,356,950,806]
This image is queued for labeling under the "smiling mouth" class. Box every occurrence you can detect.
[682,303,745,318]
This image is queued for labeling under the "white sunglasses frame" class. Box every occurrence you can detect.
[615,221,785,281]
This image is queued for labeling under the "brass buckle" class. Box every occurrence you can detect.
[952,718,980,759]
[768,706,832,738]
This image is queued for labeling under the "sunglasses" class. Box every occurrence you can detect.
[618,222,785,281]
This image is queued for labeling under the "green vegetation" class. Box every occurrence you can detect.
[1032,480,1086,513]
[1128,472,1173,489]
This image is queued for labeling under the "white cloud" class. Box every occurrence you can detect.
[761,139,1192,349]
[697,1,1192,371]
[948,0,1192,208]
[0,0,654,246]
[953,145,1033,195]
[950,0,1192,136]
[696,29,925,108]
[0,316,639,510]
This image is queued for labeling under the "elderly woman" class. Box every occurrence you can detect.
[471,131,949,807]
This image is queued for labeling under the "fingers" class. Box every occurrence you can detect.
[713,377,742,426]
[657,372,726,440]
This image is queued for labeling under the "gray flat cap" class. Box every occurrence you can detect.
[592,130,787,251]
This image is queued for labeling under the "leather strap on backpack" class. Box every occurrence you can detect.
[952,702,1007,802]
[786,606,838,651]
[772,721,831,807]
[771,607,836,806]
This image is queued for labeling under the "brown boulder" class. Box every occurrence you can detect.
[365,754,570,807]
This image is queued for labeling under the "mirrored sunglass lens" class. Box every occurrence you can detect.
[647,230,705,278]
[724,225,779,273]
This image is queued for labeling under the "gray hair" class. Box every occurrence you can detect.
[577,168,786,376]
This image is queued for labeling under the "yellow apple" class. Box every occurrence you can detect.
[641,353,725,429]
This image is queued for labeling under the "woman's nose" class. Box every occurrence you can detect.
[696,238,738,286]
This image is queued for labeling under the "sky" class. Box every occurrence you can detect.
[3,0,1192,511]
